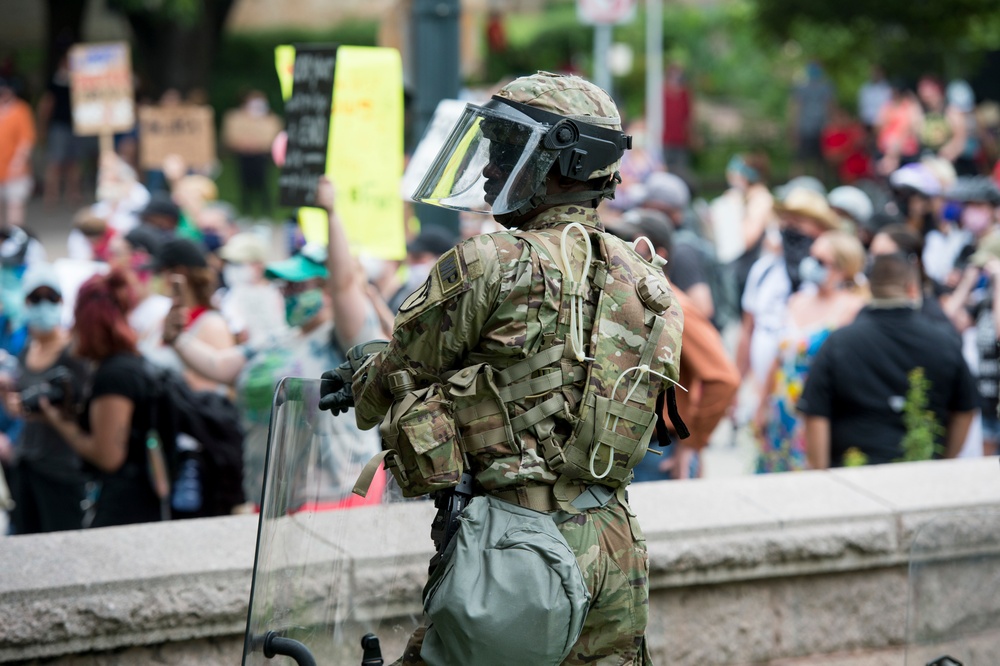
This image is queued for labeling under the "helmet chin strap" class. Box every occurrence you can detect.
[500,173,621,223]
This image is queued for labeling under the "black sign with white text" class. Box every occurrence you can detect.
[279,45,337,207]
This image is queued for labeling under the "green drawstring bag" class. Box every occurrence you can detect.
[420,495,590,666]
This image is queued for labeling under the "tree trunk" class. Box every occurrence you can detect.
[118,0,236,100]
[44,0,90,79]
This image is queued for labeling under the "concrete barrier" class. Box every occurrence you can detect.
[1,458,997,665]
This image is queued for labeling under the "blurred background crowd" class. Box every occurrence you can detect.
[1,0,999,535]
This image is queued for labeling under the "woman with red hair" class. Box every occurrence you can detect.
[39,270,161,527]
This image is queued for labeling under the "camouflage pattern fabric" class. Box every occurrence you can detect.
[354,203,678,665]
[390,498,649,666]
[495,71,623,178]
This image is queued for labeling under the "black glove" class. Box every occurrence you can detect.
[319,363,355,415]
[318,340,389,414]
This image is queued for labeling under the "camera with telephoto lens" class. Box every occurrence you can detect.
[20,367,74,414]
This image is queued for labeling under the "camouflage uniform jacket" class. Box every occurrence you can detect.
[353,203,683,496]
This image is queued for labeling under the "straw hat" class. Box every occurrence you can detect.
[773,187,840,230]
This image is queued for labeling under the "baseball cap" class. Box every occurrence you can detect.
[125,223,168,257]
[828,186,874,225]
[407,226,457,257]
[264,244,329,282]
[152,237,208,270]
[219,232,269,264]
[889,163,942,197]
[641,172,690,210]
[22,265,62,298]
[139,192,181,221]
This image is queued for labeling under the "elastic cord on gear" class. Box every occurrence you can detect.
[560,222,594,363]
[588,364,687,480]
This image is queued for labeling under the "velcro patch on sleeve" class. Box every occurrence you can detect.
[437,248,465,297]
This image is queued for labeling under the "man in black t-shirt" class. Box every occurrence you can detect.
[799,253,979,468]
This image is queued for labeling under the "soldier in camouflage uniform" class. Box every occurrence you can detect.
[322,72,684,665]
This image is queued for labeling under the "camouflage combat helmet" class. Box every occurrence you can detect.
[496,71,625,179]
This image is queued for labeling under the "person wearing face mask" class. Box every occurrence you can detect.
[221,90,282,217]
[217,231,287,346]
[712,152,773,308]
[736,187,841,398]
[5,268,90,533]
[161,176,382,507]
[752,231,868,472]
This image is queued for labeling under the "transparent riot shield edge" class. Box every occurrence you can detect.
[905,508,1000,666]
[241,377,424,666]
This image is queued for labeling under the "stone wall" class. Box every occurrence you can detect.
[1,458,998,665]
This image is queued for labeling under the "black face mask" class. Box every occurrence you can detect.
[782,227,814,291]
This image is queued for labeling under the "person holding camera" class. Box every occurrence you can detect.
[6,268,89,533]
[40,270,161,528]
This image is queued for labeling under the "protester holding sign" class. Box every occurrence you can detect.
[222,90,282,217]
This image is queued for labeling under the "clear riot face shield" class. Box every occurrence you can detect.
[412,99,558,215]
[412,97,630,216]
[905,509,1000,666]
[242,378,426,666]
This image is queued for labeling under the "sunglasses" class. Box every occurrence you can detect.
[27,290,60,305]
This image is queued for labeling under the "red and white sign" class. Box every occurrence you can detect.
[68,42,135,136]
[577,0,637,25]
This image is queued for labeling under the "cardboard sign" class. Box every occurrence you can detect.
[279,45,337,208]
[138,105,217,170]
[221,111,282,154]
[68,42,135,136]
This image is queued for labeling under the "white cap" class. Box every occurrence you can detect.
[828,186,874,225]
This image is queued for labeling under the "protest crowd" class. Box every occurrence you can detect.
[0,53,998,536]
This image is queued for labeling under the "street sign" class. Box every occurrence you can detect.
[577,0,637,26]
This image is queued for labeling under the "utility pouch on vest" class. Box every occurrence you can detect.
[376,383,464,498]
[420,495,590,666]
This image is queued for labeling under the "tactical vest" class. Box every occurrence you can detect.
[356,222,683,513]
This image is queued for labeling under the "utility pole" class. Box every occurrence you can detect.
[411,0,460,232]
[645,0,663,163]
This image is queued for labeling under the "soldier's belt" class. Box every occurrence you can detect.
[489,482,617,514]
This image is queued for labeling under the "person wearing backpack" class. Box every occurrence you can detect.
[39,270,161,528]
[321,73,685,665]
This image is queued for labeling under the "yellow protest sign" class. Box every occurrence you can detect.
[274,45,296,102]
[278,46,405,258]
[327,46,405,260]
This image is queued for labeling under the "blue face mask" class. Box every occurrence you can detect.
[798,256,830,287]
[202,231,223,253]
[284,288,324,328]
[24,301,62,332]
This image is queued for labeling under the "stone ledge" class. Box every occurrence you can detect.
[0,458,997,663]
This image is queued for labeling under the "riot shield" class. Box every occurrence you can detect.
[905,509,1000,666]
[242,377,427,666]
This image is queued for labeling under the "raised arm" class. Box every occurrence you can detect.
[316,176,370,345]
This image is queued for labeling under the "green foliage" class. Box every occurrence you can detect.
[898,367,945,463]
[751,0,999,81]
[108,0,206,24]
